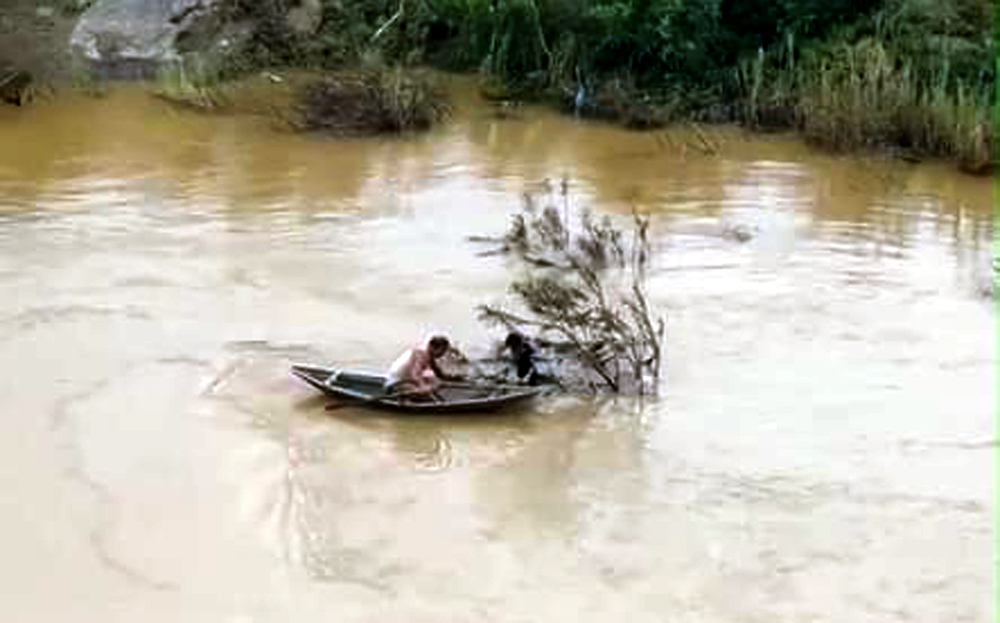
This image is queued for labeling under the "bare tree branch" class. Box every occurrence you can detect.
[472,187,665,394]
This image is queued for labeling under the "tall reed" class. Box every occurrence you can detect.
[793,37,992,171]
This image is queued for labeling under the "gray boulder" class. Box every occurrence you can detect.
[70,0,228,73]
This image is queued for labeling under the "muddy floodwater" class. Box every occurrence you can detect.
[0,82,993,622]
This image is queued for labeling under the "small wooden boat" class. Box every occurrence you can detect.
[291,364,543,414]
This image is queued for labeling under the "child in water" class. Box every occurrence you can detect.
[504,331,545,385]
[384,334,463,399]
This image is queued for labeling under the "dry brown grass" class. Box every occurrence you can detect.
[295,68,449,135]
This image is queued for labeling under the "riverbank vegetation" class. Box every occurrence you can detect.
[212,0,992,171]
[149,56,447,135]
[295,67,448,133]
[151,57,229,111]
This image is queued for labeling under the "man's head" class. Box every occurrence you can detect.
[504,331,524,352]
[428,335,450,358]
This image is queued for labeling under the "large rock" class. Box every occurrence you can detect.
[70,0,228,74]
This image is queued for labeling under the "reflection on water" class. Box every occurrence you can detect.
[0,77,993,621]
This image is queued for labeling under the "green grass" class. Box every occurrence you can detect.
[149,56,228,111]
[793,38,992,171]
[732,24,993,173]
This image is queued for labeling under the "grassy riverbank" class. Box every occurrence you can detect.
[2,0,992,170]
[223,0,992,172]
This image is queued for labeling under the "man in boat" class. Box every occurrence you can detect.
[384,334,464,400]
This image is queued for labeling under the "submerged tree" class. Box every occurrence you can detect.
[474,183,664,395]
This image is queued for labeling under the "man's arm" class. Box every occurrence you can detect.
[430,358,463,382]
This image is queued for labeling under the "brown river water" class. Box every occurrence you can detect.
[0,81,994,622]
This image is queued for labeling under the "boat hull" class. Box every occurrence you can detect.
[291,364,542,414]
